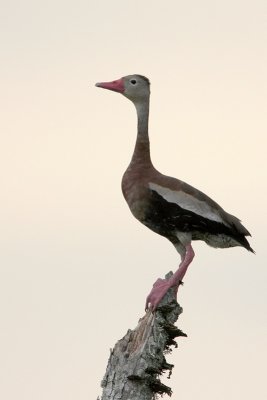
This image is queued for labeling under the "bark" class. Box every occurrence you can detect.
[98,272,187,400]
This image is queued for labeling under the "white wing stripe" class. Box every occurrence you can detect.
[149,182,225,224]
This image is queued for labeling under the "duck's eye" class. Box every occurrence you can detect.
[130,79,137,85]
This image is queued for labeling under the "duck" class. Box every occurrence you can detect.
[95,74,254,311]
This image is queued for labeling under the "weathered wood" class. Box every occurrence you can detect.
[98,273,186,400]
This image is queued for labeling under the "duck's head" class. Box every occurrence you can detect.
[96,74,150,103]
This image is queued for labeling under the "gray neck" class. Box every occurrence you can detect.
[134,99,150,139]
[130,98,152,166]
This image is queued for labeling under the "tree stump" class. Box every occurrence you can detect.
[98,272,187,400]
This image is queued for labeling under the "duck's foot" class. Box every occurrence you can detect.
[145,243,195,312]
[145,276,182,312]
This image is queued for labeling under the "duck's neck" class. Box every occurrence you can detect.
[130,98,152,166]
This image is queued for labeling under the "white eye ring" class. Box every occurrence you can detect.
[130,79,137,85]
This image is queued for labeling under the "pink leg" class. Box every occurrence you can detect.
[145,243,195,311]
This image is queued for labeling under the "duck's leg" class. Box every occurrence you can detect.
[145,242,195,311]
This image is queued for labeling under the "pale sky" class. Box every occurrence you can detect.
[0,1,266,399]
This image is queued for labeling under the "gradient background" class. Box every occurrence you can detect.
[1,1,266,399]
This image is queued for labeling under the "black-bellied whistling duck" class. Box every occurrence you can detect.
[95,74,254,311]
